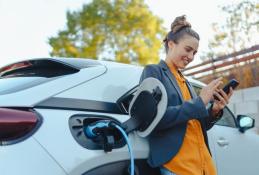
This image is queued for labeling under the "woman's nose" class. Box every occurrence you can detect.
[188,53,194,61]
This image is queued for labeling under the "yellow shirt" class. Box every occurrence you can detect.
[163,63,217,175]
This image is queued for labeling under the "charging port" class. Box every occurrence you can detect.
[69,114,125,151]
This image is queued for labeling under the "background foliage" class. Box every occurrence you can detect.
[49,0,166,65]
[201,0,259,60]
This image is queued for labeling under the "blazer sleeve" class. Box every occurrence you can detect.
[140,65,210,132]
[204,103,223,130]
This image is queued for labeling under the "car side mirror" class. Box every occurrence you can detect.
[237,115,255,133]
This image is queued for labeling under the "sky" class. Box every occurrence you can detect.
[0,0,238,67]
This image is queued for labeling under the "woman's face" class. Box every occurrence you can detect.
[167,34,199,69]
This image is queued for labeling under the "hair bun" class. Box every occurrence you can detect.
[171,15,191,33]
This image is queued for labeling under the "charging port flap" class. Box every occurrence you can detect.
[125,77,168,137]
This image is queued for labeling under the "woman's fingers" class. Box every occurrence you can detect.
[210,77,222,86]
[214,81,223,90]
[214,91,224,102]
[228,87,234,98]
[218,89,229,104]
[207,78,223,96]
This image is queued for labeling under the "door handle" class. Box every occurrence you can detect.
[217,138,229,147]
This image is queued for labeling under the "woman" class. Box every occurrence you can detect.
[140,15,233,175]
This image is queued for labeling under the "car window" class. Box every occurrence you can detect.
[0,59,80,95]
[192,84,237,128]
[216,107,236,127]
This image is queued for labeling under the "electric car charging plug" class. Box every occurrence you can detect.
[84,120,115,152]
[84,120,135,175]
[84,120,111,138]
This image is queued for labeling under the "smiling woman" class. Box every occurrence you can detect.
[139,15,234,175]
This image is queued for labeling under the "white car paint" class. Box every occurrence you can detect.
[0,137,67,175]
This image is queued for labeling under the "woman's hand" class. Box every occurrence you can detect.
[199,78,223,105]
[211,87,234,116]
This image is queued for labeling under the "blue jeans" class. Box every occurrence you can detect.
[160,167,177,175]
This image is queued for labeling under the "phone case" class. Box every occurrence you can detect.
[214,79,239,100]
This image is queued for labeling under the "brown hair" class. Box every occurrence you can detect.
[163,15,200,53]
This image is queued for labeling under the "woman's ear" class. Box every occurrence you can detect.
[168,40,175,50]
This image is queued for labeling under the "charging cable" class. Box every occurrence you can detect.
[111,122,134,175]
[84,120,135,175]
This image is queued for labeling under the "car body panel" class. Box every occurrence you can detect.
[55,65,143,102]
[33,108,149,175]
[210,125,259,175]
[0,66,106,107]
[0,137,67,175]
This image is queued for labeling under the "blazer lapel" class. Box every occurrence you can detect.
[159,60,184,102]
[185,79,197,98]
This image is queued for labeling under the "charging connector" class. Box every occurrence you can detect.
[84,120,111,138]
[84,120,135,175]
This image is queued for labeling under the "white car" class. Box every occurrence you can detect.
[0,58,258,175]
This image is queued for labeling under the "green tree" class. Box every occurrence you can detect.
[201,0,259,60]
[48,0,166,65]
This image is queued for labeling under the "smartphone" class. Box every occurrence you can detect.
[214,79,239,100]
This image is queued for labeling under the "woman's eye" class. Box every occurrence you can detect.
[185,48,191,52]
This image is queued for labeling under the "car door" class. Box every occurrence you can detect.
[210,107,259,175]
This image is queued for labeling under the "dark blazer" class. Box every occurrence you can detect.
[139,60,220,168]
